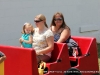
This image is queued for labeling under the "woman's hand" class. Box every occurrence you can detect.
[36,50,44,55]
[36,51,41,55]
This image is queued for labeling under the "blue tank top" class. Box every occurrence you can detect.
[54,33,71,43]
[21,34,32,48]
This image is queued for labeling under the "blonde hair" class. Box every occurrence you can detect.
[35,14,48,28]
[21,22,34,35]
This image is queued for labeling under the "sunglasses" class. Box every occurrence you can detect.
[54,18,63,21]
[34,20,43,23]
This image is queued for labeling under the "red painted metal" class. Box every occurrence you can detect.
[0,36,99,75]
[0,46,38,75]
[69,36,99,75]
[45,43,71,75]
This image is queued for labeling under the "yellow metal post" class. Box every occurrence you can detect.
[0,61,4,75]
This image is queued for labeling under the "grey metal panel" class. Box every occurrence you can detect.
[0,0,100,46]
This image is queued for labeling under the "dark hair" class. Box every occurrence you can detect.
[50,12,70,29]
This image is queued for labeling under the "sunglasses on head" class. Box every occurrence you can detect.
[54,18,63,21]
[34,20,43,23]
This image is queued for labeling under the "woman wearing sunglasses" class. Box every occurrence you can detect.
[33,14,54,63]
[50,12,71,43]
[50,12,79,56]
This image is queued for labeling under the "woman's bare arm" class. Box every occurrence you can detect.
[57,27,70,43]
[36,36,54,55]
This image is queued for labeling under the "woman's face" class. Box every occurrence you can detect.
[54,14,63,27]
[34,17,43,27]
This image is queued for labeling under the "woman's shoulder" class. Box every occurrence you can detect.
[61,26,70,32]
[64,26,70,30]
[44,29,54,37]
[45,29,53,34]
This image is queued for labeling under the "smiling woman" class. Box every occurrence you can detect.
[50,12,71,43]
[50,12,80,56]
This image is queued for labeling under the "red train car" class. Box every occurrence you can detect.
[0,36,99,75]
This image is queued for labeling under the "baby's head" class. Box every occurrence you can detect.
[22,22,34,35]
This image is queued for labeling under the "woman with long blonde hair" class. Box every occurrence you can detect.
[33,14,54,63]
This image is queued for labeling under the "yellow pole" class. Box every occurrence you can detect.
[0,61,4,75]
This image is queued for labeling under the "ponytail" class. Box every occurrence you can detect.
[44,22,48,28]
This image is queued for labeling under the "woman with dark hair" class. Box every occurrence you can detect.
[50,12,72,43]
[50,12,79,56]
